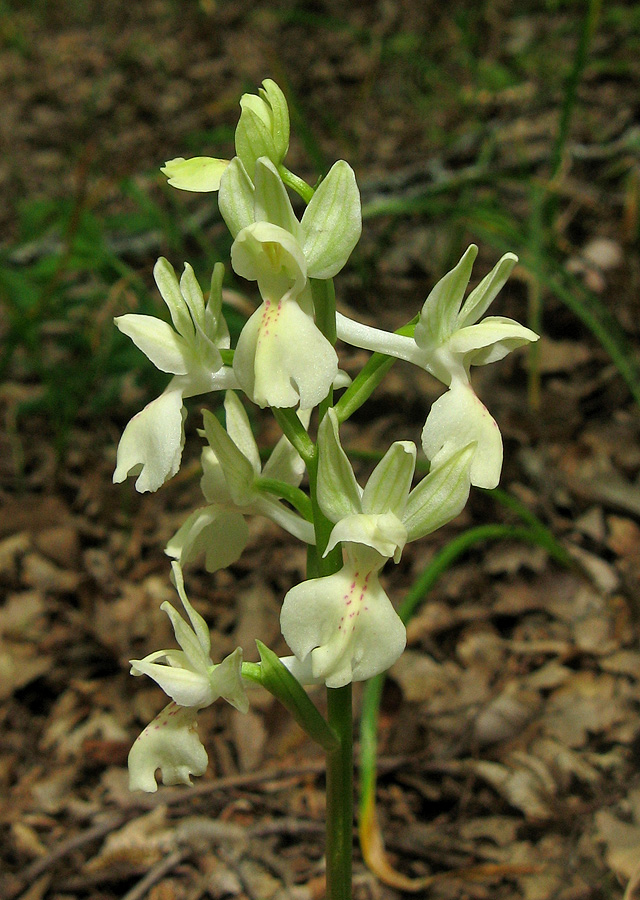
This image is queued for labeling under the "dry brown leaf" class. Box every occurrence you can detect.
[232,708,267,772]
[470,759,553,821]
[543,672,628,747]
[595,808,640,879]
[85,806,174,873]
[0,640,51,701]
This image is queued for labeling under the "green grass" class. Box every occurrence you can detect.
[0,172,241,455]
[2,0,635,453]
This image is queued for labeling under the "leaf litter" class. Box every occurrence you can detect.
[2,1,640,898]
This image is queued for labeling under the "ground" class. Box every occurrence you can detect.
[1,1,640,898]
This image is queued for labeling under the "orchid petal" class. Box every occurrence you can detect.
[114,314,191,374]
[414,245,477,349]
[179,263,206,332]
[253,157,301,237]
[171,562,212,658]
[202,408,256,505]
[233,296,338,409]
[166,506,249,573]
[317,409,362,522]
[128,702,208,792]
[231,221,307,302]
[422,382,503,489]
[205,263,230,348]
[362,441,416,517]
[153,257,194,341]
[404,444,474,541]
[223,391,261,475]
[457,252,518,328]
[258,79,289,161]
[261,423,308,486]
[158,599,210,678]
[281,552,406,688]
[325,512,407,561]
[218,157,256,238]
[113,390,186,493]
[161,157,229,192]
[447,317,539,367]
[209,647,249,714]
[200,447,234,504]
[130,654,213,707]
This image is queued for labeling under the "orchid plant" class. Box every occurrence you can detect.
[115,79,537,899]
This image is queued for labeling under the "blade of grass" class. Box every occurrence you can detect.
[359,520,571,887]
[468,218,640,409]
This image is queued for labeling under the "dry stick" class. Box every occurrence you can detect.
[121,849,189,900]
[12,813,123,895]
[8,754,443,900]
[624,862,640,900]
[6,762,345,899]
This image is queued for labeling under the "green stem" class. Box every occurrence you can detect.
[279,165,315,204]
[306,272,353,898]
[326,683,353,900]
[255,477,314,521]
[334,319,417,424]
[271,406,316,464]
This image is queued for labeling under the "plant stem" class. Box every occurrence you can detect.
[307,271,353,898]
[326,684,353,900]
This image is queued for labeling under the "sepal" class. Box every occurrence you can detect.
[403,444,474,541]
[301,161,362,278]
[414,244,477,348]
[165,506,249,573]
[161,157,230,192]
[317,409,362,521]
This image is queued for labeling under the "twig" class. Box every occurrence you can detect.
[624,861,640,900]
[8,813,124,899]
[121,849,188,900]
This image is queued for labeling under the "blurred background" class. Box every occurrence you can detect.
[2,1,640,897]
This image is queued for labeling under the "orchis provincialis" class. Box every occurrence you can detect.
[280,410,475,688]
[113,259,236,492]
[117,76,540,900]
[167,390,314,573]
[336,245,538,488]
[161,78,290,191]
[128,563,248,792]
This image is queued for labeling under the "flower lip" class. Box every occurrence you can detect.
[280,544,406,688]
